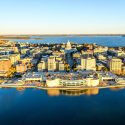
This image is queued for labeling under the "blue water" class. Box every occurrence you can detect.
[16,36,125,47]
[0,88,125,125]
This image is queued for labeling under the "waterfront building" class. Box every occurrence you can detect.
[97,72,117,82]
[109,58,122,74]
[45,72,99,87]
[46,79,61,87]
[81,55,96,71]
[46,78,99,87]
[86,78,99,87]
[60,79,87,87]
[24,72,43,82]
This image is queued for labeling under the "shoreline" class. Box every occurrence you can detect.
[0,84,125,90]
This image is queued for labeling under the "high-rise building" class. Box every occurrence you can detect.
[48,56,56,71]
[109,58,122,74]
[81,55,96,71]
[38,60,47,71]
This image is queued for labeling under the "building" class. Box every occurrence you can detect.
[65,41,71,50]
[81,50,93,55]
[46,79,61,87]
[52,51,65,57]
[38,60,47,71]
[94,46,108,53]
[45,72,99,87]
[109,58,122,74]
[9,54,20,65]
[59,62,65,71]
[46,78,99,87]
[16,64,27,73]
[122,66,125,75]
[97,72,117,82]
[96,63,105,71]
[86,78,99,87]
[81,55,96,71]
[23,72,43,82]
[0,71,8,77]
[19,58,32,64]
[21,48,30,55]
[0,59,11,72]
[97,54,107,60]
[48,56,56,71]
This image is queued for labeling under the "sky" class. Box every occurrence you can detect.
[0,0,125,34]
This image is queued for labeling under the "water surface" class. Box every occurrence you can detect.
[0,88,125,125]
[3,36,125,47]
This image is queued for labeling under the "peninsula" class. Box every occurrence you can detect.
[0,40,125,90]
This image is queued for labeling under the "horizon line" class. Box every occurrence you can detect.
[0,33,125,36]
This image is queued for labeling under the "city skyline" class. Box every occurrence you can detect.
[0,0,125,34]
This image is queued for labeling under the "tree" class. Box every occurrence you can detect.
[7,66,16,78]
[102,67,108,72]
[72,63,77,72]
[65,63,70,72]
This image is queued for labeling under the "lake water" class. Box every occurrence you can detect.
[15,36,125,47]
[0,88,125,125]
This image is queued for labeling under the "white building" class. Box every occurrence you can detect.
[24,72,43,82]
[81,55,96,71]
[38,60,47,71]
[65,41,71,50]
[59,62,65,71]
[48,56,56,71]
[109,58,122,74]
[46,78,99,87]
